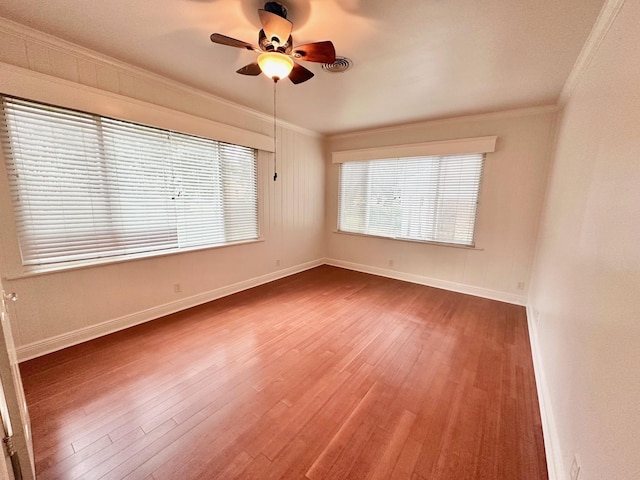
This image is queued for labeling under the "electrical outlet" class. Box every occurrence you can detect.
[517,281,525,290]
[276,259,280,267]
[388,259,394,267]
[570,454,581,480]
[173,283,181,293]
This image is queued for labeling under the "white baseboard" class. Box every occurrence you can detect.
[526,305,565,480]
[16,259,324,362]
[324,258,526,306]
[17,258,527,362]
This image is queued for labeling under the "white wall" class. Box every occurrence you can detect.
[528,0,640,478]
[325,108,557,305]
[0,20,326,360]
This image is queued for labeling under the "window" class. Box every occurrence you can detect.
[338,153,484,246]
[0,96,258,268]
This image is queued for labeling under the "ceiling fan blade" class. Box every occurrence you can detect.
[288,63,314,85]
[258,9,293,42]
[210,33,258,51]
[236,62,262,76]
[292,41,336,63]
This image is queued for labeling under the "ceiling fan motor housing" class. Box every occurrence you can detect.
[264,2,288,19]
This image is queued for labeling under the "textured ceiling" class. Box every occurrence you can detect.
[0,0,604,134]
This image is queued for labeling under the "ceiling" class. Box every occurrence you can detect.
[0,0,604,134]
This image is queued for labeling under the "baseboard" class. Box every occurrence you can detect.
[17,258,526,361]
[324,258,526,306]
[16,259,324,362]
[526,305,565,480]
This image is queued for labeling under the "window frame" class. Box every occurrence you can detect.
[333,137,497,249]
[0,94,265,276]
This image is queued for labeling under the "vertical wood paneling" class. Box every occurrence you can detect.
[117,72,138,98]
[77,59,98,87]
[95,64,120,93]
[0,31,29,68]
[48,48,79,83]
[25,40,51,74]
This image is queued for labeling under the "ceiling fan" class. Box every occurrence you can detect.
[210,1,337,84]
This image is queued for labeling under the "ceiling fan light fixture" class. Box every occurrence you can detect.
[258,52,294,81]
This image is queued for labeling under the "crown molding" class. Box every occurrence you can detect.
[328,105,559,142]
[558,0,627,106]
[0,16,320,138]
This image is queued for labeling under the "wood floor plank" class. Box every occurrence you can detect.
[389,436,423,480]
[20,266,547,479]
[363,409,417,480]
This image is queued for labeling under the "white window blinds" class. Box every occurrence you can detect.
[338,153,484,246]
[0,96,258,267]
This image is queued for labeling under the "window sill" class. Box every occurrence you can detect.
[5,237,265,280]
[332,230,483,251]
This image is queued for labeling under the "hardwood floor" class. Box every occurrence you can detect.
[20,266,547,479]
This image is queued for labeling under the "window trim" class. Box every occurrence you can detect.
[335,148,491,248]
[332,229,483,250]
[0,92,267,277]
[332,136,497,163]
[3,236,265,280]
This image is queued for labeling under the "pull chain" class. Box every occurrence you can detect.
[273,80,278,181]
